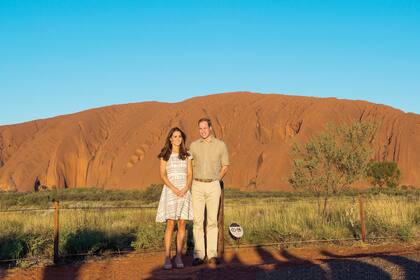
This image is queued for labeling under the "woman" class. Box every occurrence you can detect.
[156,127,193,269]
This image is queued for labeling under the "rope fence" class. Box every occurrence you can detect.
[0,195,411,213]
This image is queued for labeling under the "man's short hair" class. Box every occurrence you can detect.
[198,117,212,128]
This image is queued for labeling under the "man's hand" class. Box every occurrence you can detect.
[219,165,229,181]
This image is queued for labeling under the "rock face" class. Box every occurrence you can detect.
[0,92,419,192]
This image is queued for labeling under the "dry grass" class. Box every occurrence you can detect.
[0,196,418,264]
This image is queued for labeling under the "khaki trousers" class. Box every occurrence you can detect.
[191,180,221,259]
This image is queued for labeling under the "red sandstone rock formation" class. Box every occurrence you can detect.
[0,92,419,192]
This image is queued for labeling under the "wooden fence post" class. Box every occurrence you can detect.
[53,200,60,264]
[217,181,225,259]
[358,196,366,243]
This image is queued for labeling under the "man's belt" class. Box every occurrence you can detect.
[194,178,216,183]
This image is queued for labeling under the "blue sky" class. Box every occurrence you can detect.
[0,0,419,125]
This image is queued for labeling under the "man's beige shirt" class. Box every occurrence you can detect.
[189,135,229,181]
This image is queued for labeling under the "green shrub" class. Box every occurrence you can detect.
[289,122,376,215]
[0,185,166,208]
[367,161,401,189]
[0,235,27,260]
[62,229,107,255]
[131,223,165,250]
[0,222,52,261]
[61,229,136,256]
[397,226,412,241]
[141,184,163,203]
[27,234,52,257]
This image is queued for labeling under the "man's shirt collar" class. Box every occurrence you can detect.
[200,135,214,143]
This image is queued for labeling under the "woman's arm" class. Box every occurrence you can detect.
[160,158,181,196]
[186,158,193,189]
[180,158,193,196]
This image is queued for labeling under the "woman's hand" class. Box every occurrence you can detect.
[178,186,189,197]
[170,187,182,197]
[160,160,184,197]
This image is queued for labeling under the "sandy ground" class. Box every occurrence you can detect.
[1,243,419,280]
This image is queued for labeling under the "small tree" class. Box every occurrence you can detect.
[288,122,375,215]
[366,161,400,189]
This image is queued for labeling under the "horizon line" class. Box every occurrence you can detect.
[1,92,417,127]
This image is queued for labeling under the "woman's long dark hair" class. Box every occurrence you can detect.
[157,127,190,161]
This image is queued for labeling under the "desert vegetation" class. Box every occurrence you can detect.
[0,188,418,266]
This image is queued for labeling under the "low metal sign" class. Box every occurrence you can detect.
[229,223,243,239]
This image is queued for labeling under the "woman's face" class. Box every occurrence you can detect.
[170,130,183,147]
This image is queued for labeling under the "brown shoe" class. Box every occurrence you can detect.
[207,257,220,265]
[192,258,204,266]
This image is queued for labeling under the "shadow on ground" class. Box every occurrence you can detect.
[146,246,419,280]
[1,243,419,279]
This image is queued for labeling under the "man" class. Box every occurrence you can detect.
[189,117,229,266]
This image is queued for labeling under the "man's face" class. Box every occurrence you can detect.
[199,121,211,140]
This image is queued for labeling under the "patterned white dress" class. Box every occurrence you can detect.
[156,154,193,222]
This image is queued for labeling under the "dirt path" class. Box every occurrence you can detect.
[1,243,419,280]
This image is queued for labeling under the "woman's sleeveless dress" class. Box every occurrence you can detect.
[156,154,193,222]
